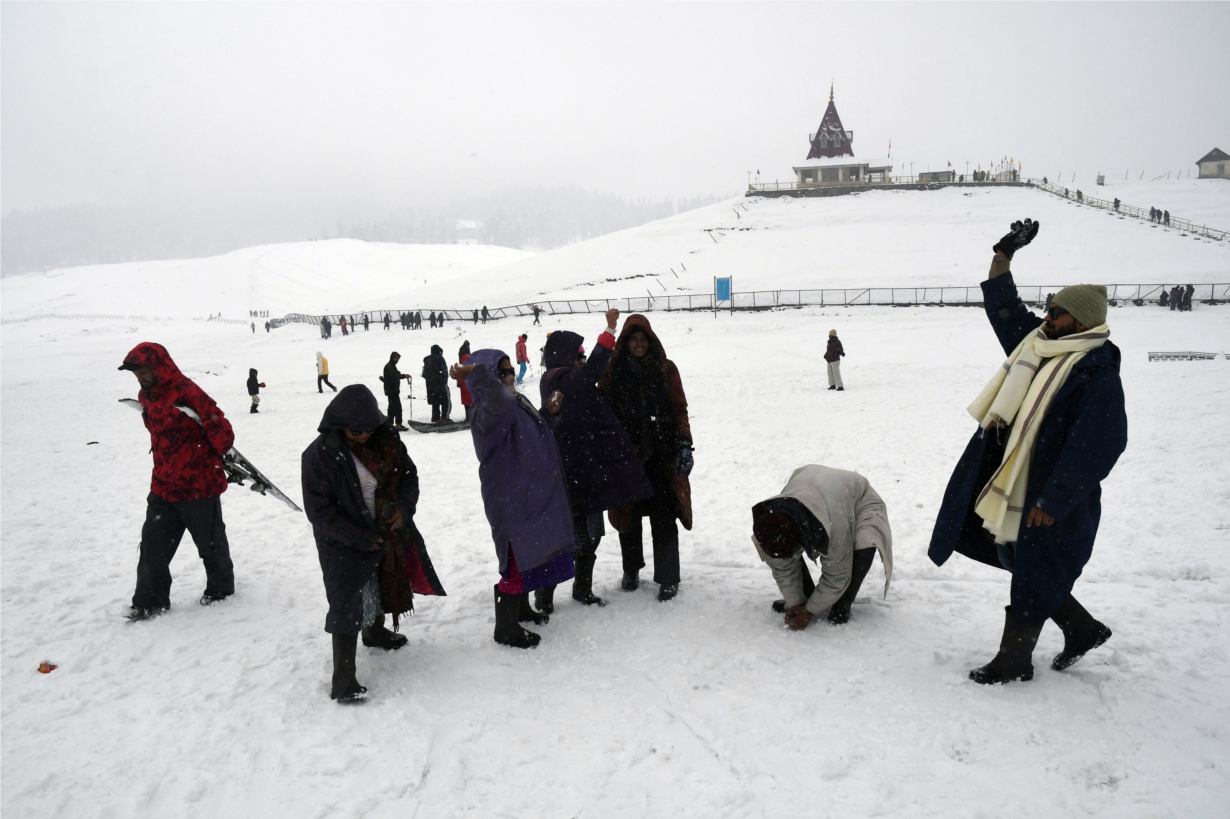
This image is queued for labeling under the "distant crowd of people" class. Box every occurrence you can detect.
[1159,284,1196,311]
[1149,207,1171,226]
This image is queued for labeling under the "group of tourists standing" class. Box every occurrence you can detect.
[117,217,1127,703]
[1160,284,1196,311]
[1149,207,1170,226]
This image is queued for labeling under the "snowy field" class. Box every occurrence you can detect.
[3,297,1229,817]
[4,182,1227,323]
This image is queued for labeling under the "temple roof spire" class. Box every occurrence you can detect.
[806,85,854,160]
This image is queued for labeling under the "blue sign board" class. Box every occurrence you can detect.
[715,277,732,301]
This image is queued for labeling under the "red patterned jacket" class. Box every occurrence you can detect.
[121,343,235,502]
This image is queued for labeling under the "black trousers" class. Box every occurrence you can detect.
[619,494,680,585]
[133,492,233,609]
[387,393,403,425]
[317,375,336,392]
[573,511,602,558]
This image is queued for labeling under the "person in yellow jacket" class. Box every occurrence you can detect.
[316,352,337,393]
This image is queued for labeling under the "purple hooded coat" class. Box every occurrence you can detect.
[464,349,577,577]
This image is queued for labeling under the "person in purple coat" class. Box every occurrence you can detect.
[534,309,654,613]
[451,349,576,648]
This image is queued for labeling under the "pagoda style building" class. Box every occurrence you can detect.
[792,86,891,186]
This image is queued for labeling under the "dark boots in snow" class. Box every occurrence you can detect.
[494,585,540,649]
[827,548,876,625]
[362,614,408,651]
[518,593,548,624]
[572,554,606,606]
[969,607,1044,685]
[1049,595,1112,671]
[330,633,367,702]
[534,585,556,615]
[621,570,639,592]
[657,583,678,602]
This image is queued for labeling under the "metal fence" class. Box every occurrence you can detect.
[1032,180,1228,242]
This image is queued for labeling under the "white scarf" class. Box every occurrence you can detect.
[967,321,1110,543]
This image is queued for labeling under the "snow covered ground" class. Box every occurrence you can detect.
[0,239,531,320]
[3,294,1229,817]
[4,181,1227,325]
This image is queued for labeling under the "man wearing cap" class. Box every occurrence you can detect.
[929,219,1127,685]
[752,465,893,630]
[119,342,236,620]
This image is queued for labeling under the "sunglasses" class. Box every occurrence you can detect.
[1046,305,1069,320]
[498,366,516,378]
[348,428,376,436]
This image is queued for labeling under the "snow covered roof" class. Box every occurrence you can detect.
[793,157,891,169]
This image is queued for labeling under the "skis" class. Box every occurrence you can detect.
[407,419,470,434]
[119,398,302,512]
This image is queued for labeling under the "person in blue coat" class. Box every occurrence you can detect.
[534,309,655,613]
[451,349,577,648]
[929,219,1127,685]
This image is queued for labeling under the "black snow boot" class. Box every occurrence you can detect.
[827,548,875,625]
[362,614,408,651]
[330,634,367,702]
[572,554,606,607]
[125,604,169,622]
[518,593,549,625]
[250,406,259,414]
[621,570,639,592]
[657,584,679,602]
[969,607,1044,685]
[1049,595,1112,671]
[534,584,556,615]
[494,585,540,649]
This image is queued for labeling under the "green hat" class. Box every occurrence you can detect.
[1051,284,1107,328]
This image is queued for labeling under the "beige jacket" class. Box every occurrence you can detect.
[754,465,893,616]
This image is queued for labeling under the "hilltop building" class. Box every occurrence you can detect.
[792,85,892,186]
[455,220,484,245]
[1196,148,1228,179]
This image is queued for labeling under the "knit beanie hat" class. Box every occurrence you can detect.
[829,329,837,337]
[752,502,804,559]
[1051,284,1108,329]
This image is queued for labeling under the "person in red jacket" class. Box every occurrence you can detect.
[458,340,474,420]
[119,343,237,620]
[515,334,529,384]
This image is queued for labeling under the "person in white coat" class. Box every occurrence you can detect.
[752,464,892,630]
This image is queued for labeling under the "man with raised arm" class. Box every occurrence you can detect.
[929,219,1127,684]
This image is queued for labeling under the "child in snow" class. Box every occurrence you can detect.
[247,368,265,413]
[450,350,576,648]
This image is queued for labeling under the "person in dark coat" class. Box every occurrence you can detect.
[429,311,437,329]
[363,315,370,332]
[534,310,654,613]
[422,345,451,423]
[472,309,479,324]
[1158,289,1169,308]
[451,350,576,648]
[929,219,1127,685]
[1169,285,1180,311]
[481,305,489,324]
[1183,284,1194,312]
[824,330,845,391]
[383,352,409,431]
[384,313,391,331]
[247,368,265,414]
[599,315,693,602]
[118,343,236,620]
[301,385,446,701]
[322,316,332,339]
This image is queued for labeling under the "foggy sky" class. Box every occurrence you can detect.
[3,2,1228,218]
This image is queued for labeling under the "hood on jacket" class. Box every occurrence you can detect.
[316,351,324,362]
[249,368,257,377]
[430,344,443,356]
[467,349,508,380]
[544,331,584,369]
[389,352,400,361]
[119,342,185,385]
[317,384,387,432]
[608,314,668,370]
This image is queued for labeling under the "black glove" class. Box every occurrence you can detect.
[992,219,1040,260]
[676,443,694,478]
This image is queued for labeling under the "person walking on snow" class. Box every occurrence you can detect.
[929,218,1126,685]
[383,352,410,431]
[384,313,391,331]
[533,310,654,613]
[481,305,489,324]
[515,334,529,384]
[752,465,893,628]
[451,350,577,648]
[247,368,265,414]
[825,330,845,391]
[422,345,451,423]
[119,343,237,620]
[458,341,474,421]
[301,385,447,702]
[599,315,693,602]
[340,316,348,336]
[316,352,337,393]
[532,304,542,325]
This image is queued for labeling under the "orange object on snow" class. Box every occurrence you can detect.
[38,662,57,674]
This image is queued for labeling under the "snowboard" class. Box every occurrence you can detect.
[407,419,470,434]
[119,398,303,512]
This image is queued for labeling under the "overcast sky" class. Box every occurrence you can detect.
[3,2,1227,217]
